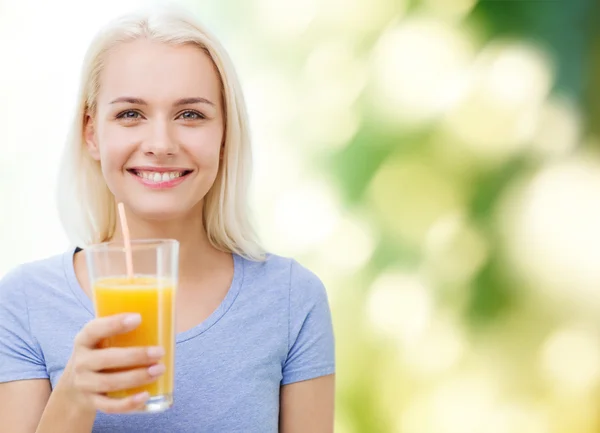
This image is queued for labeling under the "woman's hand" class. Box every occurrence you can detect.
[60,313,165,414]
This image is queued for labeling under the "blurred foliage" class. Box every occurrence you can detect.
[188,0,599,431]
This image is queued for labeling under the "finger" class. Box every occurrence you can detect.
[93,391,150,414]
[75,314,142,348]
[82,346,165,372]
[80,364,166,394]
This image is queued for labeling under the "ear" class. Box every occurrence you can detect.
[84,114,100,161]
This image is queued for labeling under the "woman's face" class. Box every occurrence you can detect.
[85,39,224,222]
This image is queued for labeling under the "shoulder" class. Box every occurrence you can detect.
[245,253,324,286]
[0,255,67,381]
[244,253,328,307]
[0,251,70,302]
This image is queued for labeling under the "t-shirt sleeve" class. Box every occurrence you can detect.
[0,266,48,383]
[281,260,335,385]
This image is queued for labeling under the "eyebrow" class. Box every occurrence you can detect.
[109,97,215,107]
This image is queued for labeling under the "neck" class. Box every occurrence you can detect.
[110,206,227,281]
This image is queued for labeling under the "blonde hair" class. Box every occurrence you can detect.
[57,5,265,261]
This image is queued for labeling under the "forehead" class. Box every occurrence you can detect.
[97,39,221,104]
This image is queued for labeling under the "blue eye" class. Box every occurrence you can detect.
[179,110,205,120]
[117,110,142,119]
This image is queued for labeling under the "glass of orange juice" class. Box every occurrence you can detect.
[85,239,178,413]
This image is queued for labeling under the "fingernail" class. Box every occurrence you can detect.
[133,391,150,403]
[123,314,141,327]
[147,346,165,358]
[148,364,166,377]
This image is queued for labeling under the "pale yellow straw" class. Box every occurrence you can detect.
[117,202,134,280]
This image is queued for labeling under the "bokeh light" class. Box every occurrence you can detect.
[372,16,475,126]
[540,324,600,394]
[402,312,467,377]
[423,211,489,285]
[442,41,555,165]
[401,372,499,433]
[530,94,581,158]
[367,272,433,345]
[501,156,600,310]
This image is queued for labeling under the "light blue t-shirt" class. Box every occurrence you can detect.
[0,249,335,432]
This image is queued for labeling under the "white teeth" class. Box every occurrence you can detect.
[134,171,185,183]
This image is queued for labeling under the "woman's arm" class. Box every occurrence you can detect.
[0,376,97,433]
[34,369,97,433]
[279,374,335,433]
[0,380,51,433]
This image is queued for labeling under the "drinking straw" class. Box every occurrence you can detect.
[117,202,134,280]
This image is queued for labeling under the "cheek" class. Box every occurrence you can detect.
[97,124,137,170]
[180,126,223,166]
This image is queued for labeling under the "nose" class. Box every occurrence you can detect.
[141,120,178,157]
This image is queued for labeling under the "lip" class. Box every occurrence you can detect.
[127,168,193,190]
[127,166,193,173]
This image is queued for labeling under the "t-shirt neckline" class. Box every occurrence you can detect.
[62,248,245,344]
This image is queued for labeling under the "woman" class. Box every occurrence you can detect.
[0,6,335,433]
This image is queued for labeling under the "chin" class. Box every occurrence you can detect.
[127,199,201,223]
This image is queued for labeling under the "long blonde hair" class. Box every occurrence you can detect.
[57,5,265,261]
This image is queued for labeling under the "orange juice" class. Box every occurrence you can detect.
[93,276,175,399]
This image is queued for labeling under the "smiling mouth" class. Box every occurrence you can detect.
[126,169,193,183]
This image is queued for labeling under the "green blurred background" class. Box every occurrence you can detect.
[196,0,599,431]
[2,0,600,431]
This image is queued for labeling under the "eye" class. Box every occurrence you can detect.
[116,110,142,120]
[178,110,205,120]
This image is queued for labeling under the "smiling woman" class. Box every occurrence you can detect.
[58,17,258,257]
[83,39,226,227]
[0,5,335,433]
